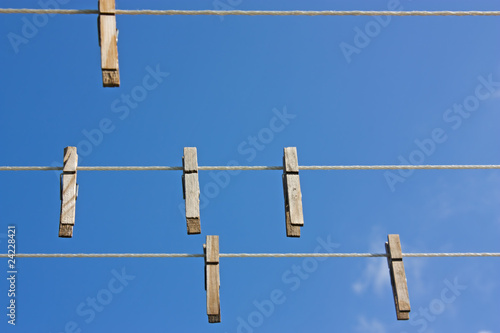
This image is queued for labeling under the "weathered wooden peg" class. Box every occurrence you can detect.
[182,147,201,234]
[282,147,304,237]
[386,234,411,320]
[98,0,120,87]
[59,147,78,238]
[204,235,220,323]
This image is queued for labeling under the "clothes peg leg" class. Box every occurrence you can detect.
[282,147,304,237]
[386,234,411,320]
[204,235,220,323]
[59,147,78,238]
[183,147,201,234]
[98,0,120,87]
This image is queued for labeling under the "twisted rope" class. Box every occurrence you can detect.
[2,9,500,16]
[1,164,500,171]
[2,252,499,258]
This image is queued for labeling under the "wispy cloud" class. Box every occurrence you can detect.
[354,316,387,333]
[404,257,427,297]
[352,259,388,296]
[352,229,389,296]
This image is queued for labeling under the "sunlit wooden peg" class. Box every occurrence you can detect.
[182,147,201,234]
[204,235,220,323]
[59,147,78,238]
[386,234,411,320]
[282,147,303,237]
[98,0,120,87]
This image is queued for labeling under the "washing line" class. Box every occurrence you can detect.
[1,9,500,17]
[1,164,500,171]
[2,252,500,258]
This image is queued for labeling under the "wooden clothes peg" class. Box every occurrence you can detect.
[98,0,120,87]
[59,147,78,238]
[282,147,304,237]
[386,234,411,320]
[182,147,201,234]
[204,235,220,323]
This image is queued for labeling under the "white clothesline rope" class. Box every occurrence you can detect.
[2,252,499,258]
[1,165,500,171]
[1,9,500,16]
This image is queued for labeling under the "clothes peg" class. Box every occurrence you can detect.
[98,0,120,87]
[386,234,411,320]
[59,147,78,238]
[204,235,220,323]
[282,147,304,237]
[182,147,201,234]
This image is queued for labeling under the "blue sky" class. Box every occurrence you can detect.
[1,0,499,332]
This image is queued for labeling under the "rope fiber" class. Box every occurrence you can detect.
[2,252,499,258]
[2,9,500,16]
[1,165,500,171]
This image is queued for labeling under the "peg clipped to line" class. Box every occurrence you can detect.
[98,0,120,87]
[59,147,78,237]
[386,234,411,320]
[204,235,220,323]
[282,147,304,237]
[182,147,201,234]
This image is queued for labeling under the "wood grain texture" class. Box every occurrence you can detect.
[62,147,77,172]
[284,174,304,226]
[58,224,73,238]
[388,234,403,260]
[59,147,78,238]
[205,236,220,323]
[206,264,220,323]
[99,15,119,87]
[285,209,301,237]
[186,218,201,235]
[386,235,410,320]
[183,147,200,234]
[283,147,299,173]
[184,174,200,217]
[206,236,219,264]
[392,261,411,312]
[183,147,198,173]
[99,15,118,69]
[282,147,304,233]
[102,70,120,88]
[99,0,116,14]
[282,174,301,237]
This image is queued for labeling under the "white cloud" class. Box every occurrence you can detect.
[404,257,427,296]
[354,316,386,333]
[352,258,388,296]
[352,229,390,296]
[477,331,492,333]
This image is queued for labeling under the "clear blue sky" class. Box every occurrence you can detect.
[1,0,499,332]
